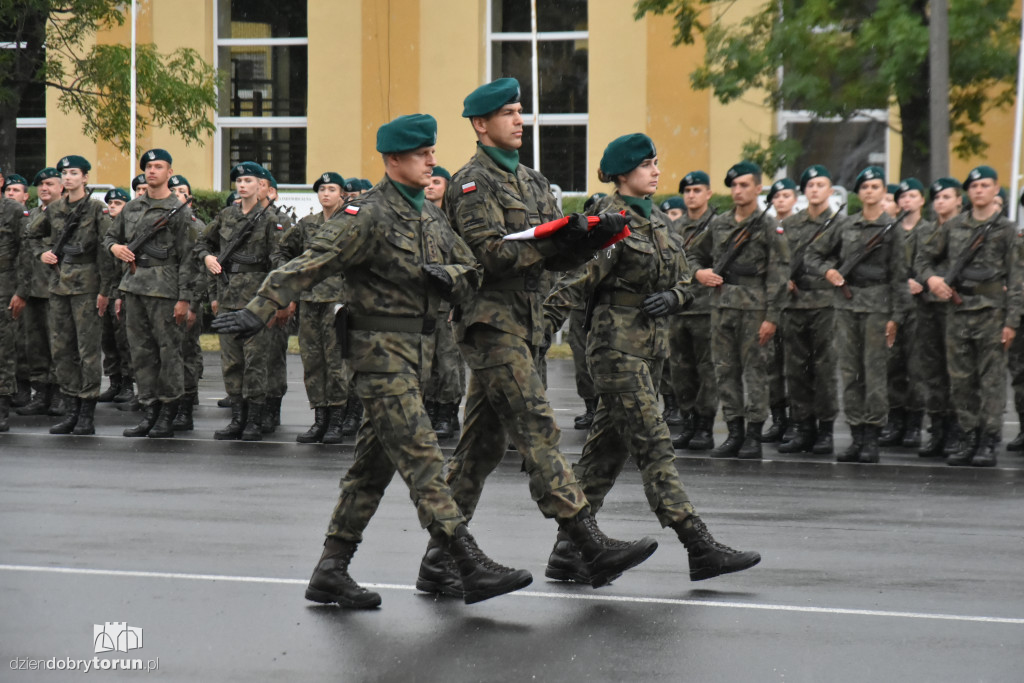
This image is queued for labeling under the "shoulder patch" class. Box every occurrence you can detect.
[344,206,360,215]
[776,225,784,234]
[23,211,30,217]
[276,223,283,230]
[461,181,477,194]
[102,208,109,214]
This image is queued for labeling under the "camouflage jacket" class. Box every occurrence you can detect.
[445,144,591,347]
[545,193,691,361]
[193,201,285,309]
[915,211,1023,325]
[805,210,911,318]
[0,198,28,299]
[103,194,199,301]
[273,210,346,303]
[18,205,50,299]
[676,206,715,315]
[781,208,846,311]
[25,194,113,297]
[686,207,789,324]
[246,177,482,375]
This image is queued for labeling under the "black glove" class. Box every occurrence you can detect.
[210,308,266,339]
[641,291,678,318]
[422,264,455,300]
[551,213,590,249]
[587,212,630,246]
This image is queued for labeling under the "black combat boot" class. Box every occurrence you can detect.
[124,402,159,437]
[425,399,439,429]
[947,428,979,466]
[662,394,683,425]
[0,395,10,432]
[241,401,264,441]
[172,394,196,431]
[15,382,50,416]
[49,395,80,434]
[971,432,999,467]
[878,408,905,447]
[1006,413,1024,451]
[446,525,533,604]
[574,398,597,430]
[435,403,458,439]
[297,407,328,444]
[558,508,658,588]
[304,537,382,608]
[71,399,96,435]
[97,374,122,402]
[859,424,880,463]
[901,411,923,448]
[217,396,232,408]
[687,414,716,450]
[544,530,594,584]
[944,418,963,456]
[836,424,863,462]
[778,418,816,453]
[148,401,178,439]
[12,378,31,407]
[812,420,834,455]
[672,516,761,581]
[711,418,744,458]
[321,405,346,444]
[415,536,465,598]
[214,398,246,440]
[738,421,764,459]
[341,397,363,436]
[761,404,787,443]
[919,413,946,457]
[113,376,134,403]
[671,409,698,450]
[114,381,140,412]
[47,386,66,416]
[261,396,281,434]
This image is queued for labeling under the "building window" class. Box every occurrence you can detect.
[488,0,588,193]
[213,0,308,190]
[2,37,46,177]
[780,110,888,190]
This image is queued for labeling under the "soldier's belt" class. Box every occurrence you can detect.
[794,276,832,291]
[134,254,173,268]
[348,314,436,334]
[595,290,645,306]
[956,281,1004,297]
[481,275,540,292]
[722,273,764,287]
[62,253,95,265]
[844,276,886,287]
[224,262,268,274]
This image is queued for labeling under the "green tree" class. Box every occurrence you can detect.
[0,0,219,170]
[634,0,1019,180]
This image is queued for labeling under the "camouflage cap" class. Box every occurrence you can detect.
[766,178,797,204]
[4,173,28,189]
[313,171,345,192]
[724,161,761,187]
[376,113,438,154]
[139,148,172,170]
[963,165,997,190]
[853,166,886,192]
[32,167,60,185]
[659,196,685,212]
[599,133,656,177]
[462,77,521,118]
[799,164,832,192]
[432,166,451,181]
[894,177,925,202]
[104,188,131,203]
[678,170,710,192]
[56,155,91,172]
[929,177,960,201]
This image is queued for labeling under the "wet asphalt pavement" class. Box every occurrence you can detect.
[2,355,1023,682]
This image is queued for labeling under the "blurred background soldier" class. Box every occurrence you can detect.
[96,188,136,409]
[657,194,684,427]
[0,175,28,431]
[763,178,798,443]
[4,173,30,204]
[131,173,147,198]
[262,172,295,435]
[168,174,205,431]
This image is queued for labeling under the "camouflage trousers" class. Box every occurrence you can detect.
[101,299,132,379]
[711,307,770,423]
[326,371,466,543]
[219,308,270,402]
[781,307,838,422]
[947,309,1006,435]
[574,350,695,527]
[0,303,14,395]
[20,296,52,384]
[886,307,923,412]
[266,324,289,399]
[668,313,718,417]
[1008,320,1024,415]
[125,293,185,404]
[424,311,466,405]
[298,301,350,408]
[835,309,889,426]
[48,293,102,399]
[15,313,28,382]
[446,326,587,521]
[767,332,787,409]
[182,311,203,394]
[567,307,596,400]
[917,301,951,417]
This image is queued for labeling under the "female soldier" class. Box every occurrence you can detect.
[544,133,760,583]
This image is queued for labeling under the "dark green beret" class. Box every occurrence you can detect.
[929,177,960,201]
[266,171,278,189]
[313,171,345,192]
[376,113,438,154]
[104,188,130,203]
[599,133,656,177]
[679,171,710,192]
[659,196,685,212]
[886,183,899,195]
[894,178,924,202]
[168,175,191,191]
[432,166,451,181]
[766,178,797,204]
[998,186,1008,205]
[139,148,172,170]
[799,164,831,192]
[963,165,997,190]
[360,179,373,191]
[230,161,269,182]
[343,177,362,193]
[583,192,607,212]
[131,173,147,191]
[462,77,521,118]
[854,166,886,192]
[32,168,60,185]
[56,155,91,173]
[225,191,239,207]
[724,161,761,187]
[4,174,27,189]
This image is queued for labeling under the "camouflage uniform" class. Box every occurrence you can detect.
[25,194,113,399]
[244,178,482,541]
[424,302,466,406]
[18,205,54,386]
[884,218,929,427]
[0,199,28,396]
[266,206,295,405]
[181,219,209,397]
[545,194,696,526]
[100,260,133,384]
[913,220,953,434]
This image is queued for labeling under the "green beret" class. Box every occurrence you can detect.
[894,178,924,202]
[998,186,1008,205]
[32,168,60,185]
[313,171,345,192]
[343,177,362,193]
[360,179,373,191]
[886,183,899,195]
[583,192,607,212]
[432,166,451,181]
[56,155,91,173]
[266,171,278,189]
[131,173,147,191]
[139,148,172,170]
[767,178,797,204]
[168,175,191,191]
[659,196,685,212]
[4,174,27,189]
[376,113,438,154]
[599,133,657,177]
[225,191,239,207]
[799,164,831,192]
[724,161,761,187]
[929,177,960,201]
[963,165,997,190]
[462,77,521,118]
[854,166,886,192]
[230,161,269,182]
[104,188,130,203]
[679,171,710,192]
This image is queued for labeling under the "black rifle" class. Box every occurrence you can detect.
[682,206,719,250]
[789,201,847,297]
[835,210,908,299]
[712,203,771,277]
[943,213,1004,305]
[217,200,275,285]
[125,196,193,274]
[51,187,94,269]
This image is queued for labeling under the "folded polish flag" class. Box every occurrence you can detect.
[502,211,630,249]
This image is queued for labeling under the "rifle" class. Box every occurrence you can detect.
[943,212,1004,306]
[126,196,193,274]
[51,187,94,269]
[835,210,908,299]
[712,203,771,277]
[217,200,275,285]
[682,206,719,250]
[789,201,847,297]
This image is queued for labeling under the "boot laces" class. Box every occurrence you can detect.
[581,514,634,550]
[692,519,739,554]
[459,531,514,573]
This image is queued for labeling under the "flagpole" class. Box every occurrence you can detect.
[130,0,138,182]
[1010,0,1024,221]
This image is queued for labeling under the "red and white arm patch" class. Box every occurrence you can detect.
[461,181,477,194]
[344,205,360,215]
